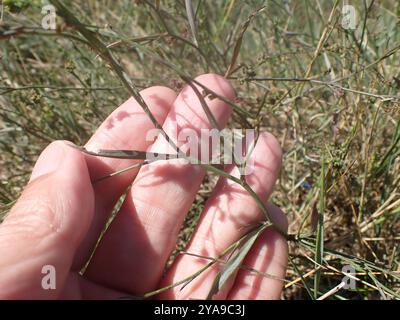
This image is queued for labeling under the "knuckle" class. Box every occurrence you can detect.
[2,192,61,241]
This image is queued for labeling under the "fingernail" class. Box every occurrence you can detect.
[30,141,66,182]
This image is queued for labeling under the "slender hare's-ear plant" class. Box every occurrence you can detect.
[50,0,289,299]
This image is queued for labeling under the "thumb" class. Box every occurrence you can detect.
[0,141,94,299]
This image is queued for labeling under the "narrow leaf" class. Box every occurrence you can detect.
[185,0,198,46]
[225,6,266,77]
[71,145,173,160]
[314,156,326,299]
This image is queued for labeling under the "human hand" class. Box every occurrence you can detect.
[0,74,288,300]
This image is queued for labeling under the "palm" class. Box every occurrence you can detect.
[0,74,287,300]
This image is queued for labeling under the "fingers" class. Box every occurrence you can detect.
[227,207,288,299]
[72,86,176,269]
[160,132,284,299]
[0,141,94,299]
[84,73,235,294]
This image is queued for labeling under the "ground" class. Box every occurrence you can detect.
[1,0,399,299]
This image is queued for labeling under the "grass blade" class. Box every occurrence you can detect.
[71,145,173,160]
[224,6,266,77]
[314,155,326,299]
[288,255,315,300]
[206,223,267,299]
[185,0,198,46]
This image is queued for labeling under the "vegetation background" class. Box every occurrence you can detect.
[0,0,399,299]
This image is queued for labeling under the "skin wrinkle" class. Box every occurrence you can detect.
[2,186,63,241]
[184,233,229,259]
[190,210,285,268]
[87,114,142,152]
[16,175,88,255]
[1,201,59,240]
[187,201,269,256]
[127,197,179,235]
[211,194,261,224]
[7,252,72,299]
[85,88,175,178]
[189,174,280,255]
[102,91,174,131]
[0,205,80,299]
[89,110,160,151]
[241,245,286,285]
[132,161,203,191]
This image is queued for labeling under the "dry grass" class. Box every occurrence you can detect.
[1,0,399,299]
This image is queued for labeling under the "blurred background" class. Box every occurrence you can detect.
[1,0,399,299]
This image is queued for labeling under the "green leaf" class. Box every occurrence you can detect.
[314,155,326,299]
[185,0,198,46]
[206,224,267,299]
